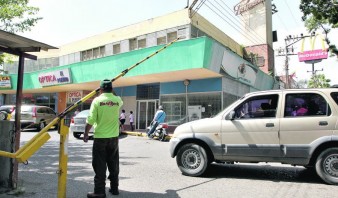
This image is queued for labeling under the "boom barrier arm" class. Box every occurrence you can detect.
[0,37,180,162]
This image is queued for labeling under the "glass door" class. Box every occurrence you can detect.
[137,100,158,129]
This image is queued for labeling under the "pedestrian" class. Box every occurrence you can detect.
[129,111,134,131]
[84,79,123,197]
[74,108,80,116]
[119,109,126,132]
[147,105,166,138]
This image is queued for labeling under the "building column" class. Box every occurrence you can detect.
[57,92,67,114]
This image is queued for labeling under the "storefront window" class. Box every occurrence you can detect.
[161,94,186,125]
[188,92,222,118]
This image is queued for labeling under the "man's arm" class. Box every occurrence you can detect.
[83,123,92,143]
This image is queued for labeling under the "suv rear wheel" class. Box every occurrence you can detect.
[315,147,338,185]
[176,143,209,176]
[38,121,46,131]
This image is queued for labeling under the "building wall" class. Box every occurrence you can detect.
[33,9,192,58]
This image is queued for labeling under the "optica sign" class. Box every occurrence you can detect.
[298,34,328,62]
[67,91,83,103]
[38,69,72,87]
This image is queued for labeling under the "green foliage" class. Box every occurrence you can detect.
[0,0,42,33]
[307,74,331,88]
[300,0,338,57]
[300,0,338,27]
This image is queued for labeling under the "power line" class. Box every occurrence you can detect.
[204,0,268,55]
[190,0,207,18]
[283,0,301,27]
[216,0,267,44]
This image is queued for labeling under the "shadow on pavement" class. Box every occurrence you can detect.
[202,163,322,184]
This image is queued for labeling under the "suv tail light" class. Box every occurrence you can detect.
[32,107,37,118]
[71,118,74,124]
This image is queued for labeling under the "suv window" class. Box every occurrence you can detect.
[284,93,331,117]
[234,94,279,119]
[331,92,338,105]
[37,107,47,113]
[46,108,56,115]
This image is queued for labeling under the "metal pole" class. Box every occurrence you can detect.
[284,38,289,89]
[12,54,25,188]
[57,118,70,198]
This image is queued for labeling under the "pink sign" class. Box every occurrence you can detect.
[298,49,328,62]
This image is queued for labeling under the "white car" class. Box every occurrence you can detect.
[69,110,93,139]
[170,88,338,185]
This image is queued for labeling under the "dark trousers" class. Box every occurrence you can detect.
[147,121,159,136]
[130,122,134,131]
[92,137,119,194]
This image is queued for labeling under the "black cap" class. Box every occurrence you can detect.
[100,79,112,89]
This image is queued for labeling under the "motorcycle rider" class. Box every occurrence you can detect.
[147,105,166,138]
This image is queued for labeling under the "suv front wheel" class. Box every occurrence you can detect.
[176,143,209,176]
[315,147,338,185]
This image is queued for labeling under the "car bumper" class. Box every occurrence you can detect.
[169,137,180,158]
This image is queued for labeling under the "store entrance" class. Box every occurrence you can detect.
[137,100,158,130]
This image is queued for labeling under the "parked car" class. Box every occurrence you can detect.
[10,105,58,130]
[170,88,338,185]
[0,105,15,120]
[69,110,93,139]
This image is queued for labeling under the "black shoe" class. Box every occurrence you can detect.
[109,188,119,195]
[87,192,106,198]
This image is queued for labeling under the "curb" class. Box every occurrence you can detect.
[121,131,172,140]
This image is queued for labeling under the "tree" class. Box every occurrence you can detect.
[308,74,331,88]
[0,0,42,33]
[300,0,338,57]
[0,0,41,71]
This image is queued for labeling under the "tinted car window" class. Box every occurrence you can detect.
[331,92,338,105]
[46,108,55,115]
[284,93,331,117]
[37,108,46,113]
[234,94,279,119]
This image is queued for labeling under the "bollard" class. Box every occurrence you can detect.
[57,118,70,198]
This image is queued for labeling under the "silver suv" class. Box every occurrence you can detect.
[170,88,338,185]
[11,105,57,130]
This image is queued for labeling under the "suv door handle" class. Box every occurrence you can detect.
[266,123,274,127]
[319,121,328,126]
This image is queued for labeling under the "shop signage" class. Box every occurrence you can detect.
[234,0,266,15]
[67,91,83,103]
[38,69,72,87]
[0,75,11,89]
[298,49,328,62]
[298,34,328,62]
[188,106,201,122]
[221,51,258,86]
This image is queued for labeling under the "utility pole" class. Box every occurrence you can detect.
[277,33,313,89]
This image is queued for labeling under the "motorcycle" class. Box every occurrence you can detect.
[147,121,168,141]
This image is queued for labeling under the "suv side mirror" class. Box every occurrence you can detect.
[226,110,235,120]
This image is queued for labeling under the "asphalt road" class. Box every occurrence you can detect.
[1,129,337,198]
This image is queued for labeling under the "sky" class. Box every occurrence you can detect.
[19,0,338,85]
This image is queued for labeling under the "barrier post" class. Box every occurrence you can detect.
[57,118,70,198]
